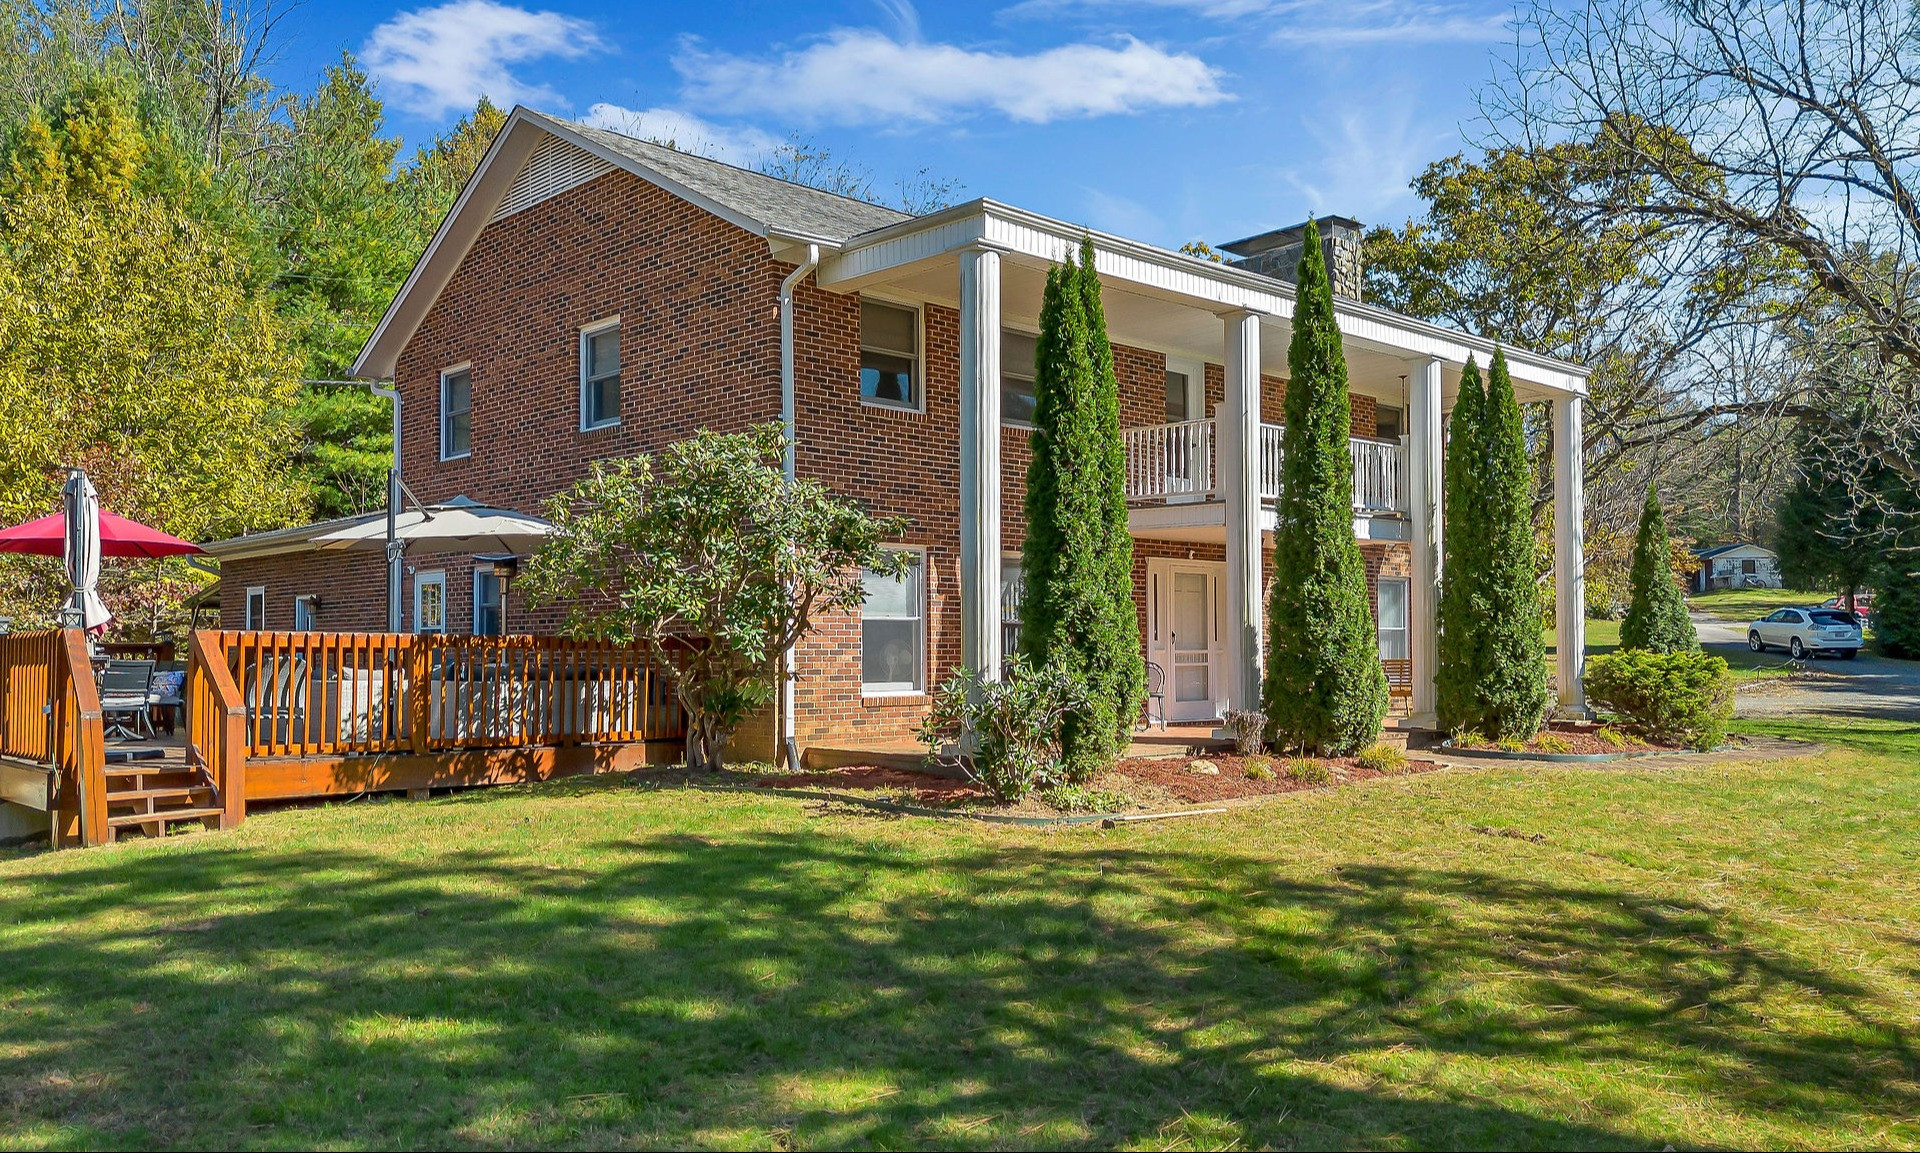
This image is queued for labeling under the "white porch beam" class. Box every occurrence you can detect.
[1408,357,1443,727]
[1221,310,1263,711]
[1554,394,1587,713]
[959,245,1004,681]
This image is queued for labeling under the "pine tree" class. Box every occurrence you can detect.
[1875,559,1920,658]
[1019,236,1143,778]
[1620,483,1699,652]
[1468,349,1551,736]
[1434,357,1486,732]
[1775,421,1879,608]
[1262,219,1388,754]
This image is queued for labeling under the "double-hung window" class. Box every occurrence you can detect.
[859,299,920,409]
[1001,331,1039,427]
[1000,557,1025,660]
[473,569,505,636]
[440,366,471,459]
[581,320,620,430]
[861,550,924,693]
[1376,577,1409,660]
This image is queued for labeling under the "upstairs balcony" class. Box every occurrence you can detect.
[1121,416,1407,516]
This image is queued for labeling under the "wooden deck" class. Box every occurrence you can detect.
[0,629,687,846]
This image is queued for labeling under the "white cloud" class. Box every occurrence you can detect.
[1270,92,1451,222]
[364,0,605,119]
[1007,0,1511,44]
[674,30,1229,126]
[580,103,782,165]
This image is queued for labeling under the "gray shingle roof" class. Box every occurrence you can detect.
[541,113,913,242]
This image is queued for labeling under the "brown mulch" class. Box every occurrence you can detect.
[1111,753,1444,804]
[1453,722,1681,756]
[749,766,986,805]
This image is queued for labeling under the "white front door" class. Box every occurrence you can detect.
[1149,559,1224,724]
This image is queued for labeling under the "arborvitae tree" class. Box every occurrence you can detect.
[1262,219,1388,754]
[1019,236,1143,779]
[1434,357,1486,731]
[1620,483,1699,652]
[1467,349,1551,736]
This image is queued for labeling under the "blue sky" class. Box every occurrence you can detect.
[267,0,1518,248]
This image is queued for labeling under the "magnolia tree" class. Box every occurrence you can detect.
[520,424,907,770]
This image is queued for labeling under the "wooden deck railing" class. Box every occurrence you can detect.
[187,629,247,829]
[51,631,106,846]
[195,631,684,762]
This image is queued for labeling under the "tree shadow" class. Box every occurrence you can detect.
[0,828,1911,1149]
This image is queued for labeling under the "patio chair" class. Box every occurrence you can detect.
[1143,661,1166,730]
[99,659,155,741]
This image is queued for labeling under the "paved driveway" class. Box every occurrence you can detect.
[1693,613,1920,721]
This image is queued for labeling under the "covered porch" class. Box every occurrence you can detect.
[810,199,1590,729]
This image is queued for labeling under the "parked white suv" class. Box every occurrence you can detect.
[1747,607,1864,660]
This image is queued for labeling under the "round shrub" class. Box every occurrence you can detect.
[1584,650,1732,752]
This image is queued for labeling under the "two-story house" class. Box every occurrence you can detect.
[209,107,1591,758]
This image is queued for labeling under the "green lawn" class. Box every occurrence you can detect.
[1556,618,1790,683]
[2,741,1918,1150]
[1689,586,1834,622]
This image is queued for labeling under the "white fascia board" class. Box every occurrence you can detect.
[201,513,372,562]
[826,200,1590,397]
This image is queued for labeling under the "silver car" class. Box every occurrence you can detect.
[1747,607,1864,660]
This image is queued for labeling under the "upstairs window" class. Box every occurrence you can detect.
[1165,359,1202,423]
[1002,330,1039,427]
[440,367,471,460]
[859,299,920,410]
[581,320,621,430]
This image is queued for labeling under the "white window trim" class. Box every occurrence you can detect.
[858,294,926,415]
[1001,325,1041,430]
[472,568,505,636]
[243,586,266,631]
[439,362,472,461]
[579,316,622,432]
[862,546,927,696]
[1376,575,1410,658]
[414,570,448,635]
[1164,355,1205,423]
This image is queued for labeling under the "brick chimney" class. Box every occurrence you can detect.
[1218,216,1364,300]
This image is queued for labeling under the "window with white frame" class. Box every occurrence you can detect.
[440,366,471,459]
[473,569,505,636]
[243,586,266,631]
[1001,330,1039,427]
[1000,557,1024,660]
[580,319,620,430]
[1164,362,1200,422]
[1376,577,1409,660]
[861,550,924,693]
[292,595,316,631]
[414,571,447,635]
[859,298,919,409]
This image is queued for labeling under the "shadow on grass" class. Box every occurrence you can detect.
[1,829,1913,1149]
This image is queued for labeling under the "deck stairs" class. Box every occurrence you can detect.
[102,759,225,840]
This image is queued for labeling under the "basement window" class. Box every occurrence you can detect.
[859,299,920,410]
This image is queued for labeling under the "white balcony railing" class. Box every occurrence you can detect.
[1121,417,1407,514]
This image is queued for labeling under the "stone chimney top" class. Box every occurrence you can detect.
[1218,216,1364,300]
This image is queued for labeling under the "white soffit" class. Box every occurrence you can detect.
[492,135,613,222]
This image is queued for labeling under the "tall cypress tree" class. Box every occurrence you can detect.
[1620,483,1699,652]
[1435,357,1486,732]
[1019,237,1143,778]
[1470,349,1552,737]
[1262,219,1388,754]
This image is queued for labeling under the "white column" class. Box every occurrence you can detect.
[1407,357,1443,727]
[1554,393,1587,713]
[1221,310,1263,711]
[959,245,1003,681]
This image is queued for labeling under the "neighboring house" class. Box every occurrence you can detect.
[206,107,1591,755]
[1693,542,1783,593]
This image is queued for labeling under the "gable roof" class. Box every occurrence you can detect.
[1694,542,1777,559]
[352,107,913,379]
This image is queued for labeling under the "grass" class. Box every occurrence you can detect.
[1688,586,1834,622]
[1,746,1918,1151]
[1554,618,1790,683]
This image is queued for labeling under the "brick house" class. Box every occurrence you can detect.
[208,108,1592,757]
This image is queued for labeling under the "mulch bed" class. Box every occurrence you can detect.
[1450,722,1682,756]
[749,767,986,805]
[1111,753,1444,804]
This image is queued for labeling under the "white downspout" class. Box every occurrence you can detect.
[777,244,820,766]
[369,382,403,634]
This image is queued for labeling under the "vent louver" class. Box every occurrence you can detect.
[491,137,614,222]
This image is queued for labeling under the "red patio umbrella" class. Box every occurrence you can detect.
[0,509,203,558]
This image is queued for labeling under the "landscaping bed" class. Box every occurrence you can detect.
[1443,722,1706,760]
[1111,752,1444,803]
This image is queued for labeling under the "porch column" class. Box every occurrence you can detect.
[1221,310,1263,712]
[959,244,1004,681]
[1553,393,1587,712]
[1407,357,1443,727]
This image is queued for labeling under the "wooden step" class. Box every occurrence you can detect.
[106,785,215,804]
[106,805,223,828]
